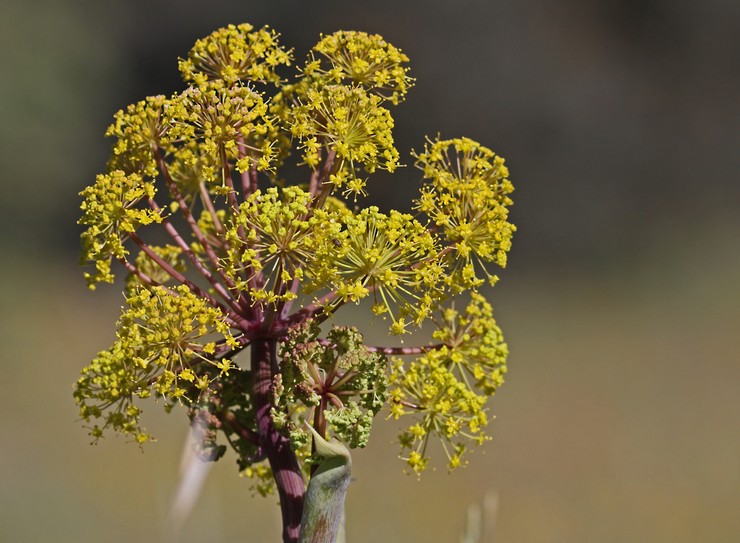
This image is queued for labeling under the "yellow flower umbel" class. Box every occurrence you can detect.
[390,356,489,474]
[106,95,170,178]
[166,81,276,184]
[75,285,238,443]
[118,285,239,391]
[388,293,507,473]
[224,186,336,305]
[305,30,414,105]
[415,137,516,291]
[314,206,443,334]
[179,23,292,87]
[288,84,399,198]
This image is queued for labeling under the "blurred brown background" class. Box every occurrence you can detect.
[1,1,738,541]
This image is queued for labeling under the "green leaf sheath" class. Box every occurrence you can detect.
[299,427,352,543]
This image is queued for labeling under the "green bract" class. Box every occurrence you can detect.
[75,22,516,502]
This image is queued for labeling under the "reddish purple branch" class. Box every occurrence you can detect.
[310,149,337,210]
[117,257,164,290]
[220,144,241,212]
[154,149,238,288]
[128,232,248,330]
[313,337,442,356]
[307,148,323,197]
[198,183,225,235]
[365,343,444,355]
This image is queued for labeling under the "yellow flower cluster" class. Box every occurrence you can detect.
[389,356,488,474]
[119,285,238,391]
[288,84,399,197]
[167,81,276,184]
[79,170,162,287]
[389,293,507,473]
[74,285,238,443]
[305,30,414,105]
[179,23,292,86]
[225,186,327,304]
[415,137,516,291]
[106,95,170,179]
[430,291,508,395]
[316,206,443,334]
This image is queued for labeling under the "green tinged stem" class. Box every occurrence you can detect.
[299,426,352,543]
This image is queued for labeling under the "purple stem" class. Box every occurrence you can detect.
[252,339,305,543]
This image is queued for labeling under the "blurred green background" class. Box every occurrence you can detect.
[1,0,738,541]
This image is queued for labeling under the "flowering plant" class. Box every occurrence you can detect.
[74,23,516,543]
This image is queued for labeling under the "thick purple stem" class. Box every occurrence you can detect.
[252,339,306,543]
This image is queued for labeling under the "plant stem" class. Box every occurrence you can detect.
[252,339,306,543]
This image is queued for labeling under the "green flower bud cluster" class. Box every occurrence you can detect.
[75,22,517,485]
[272,322,387,451]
